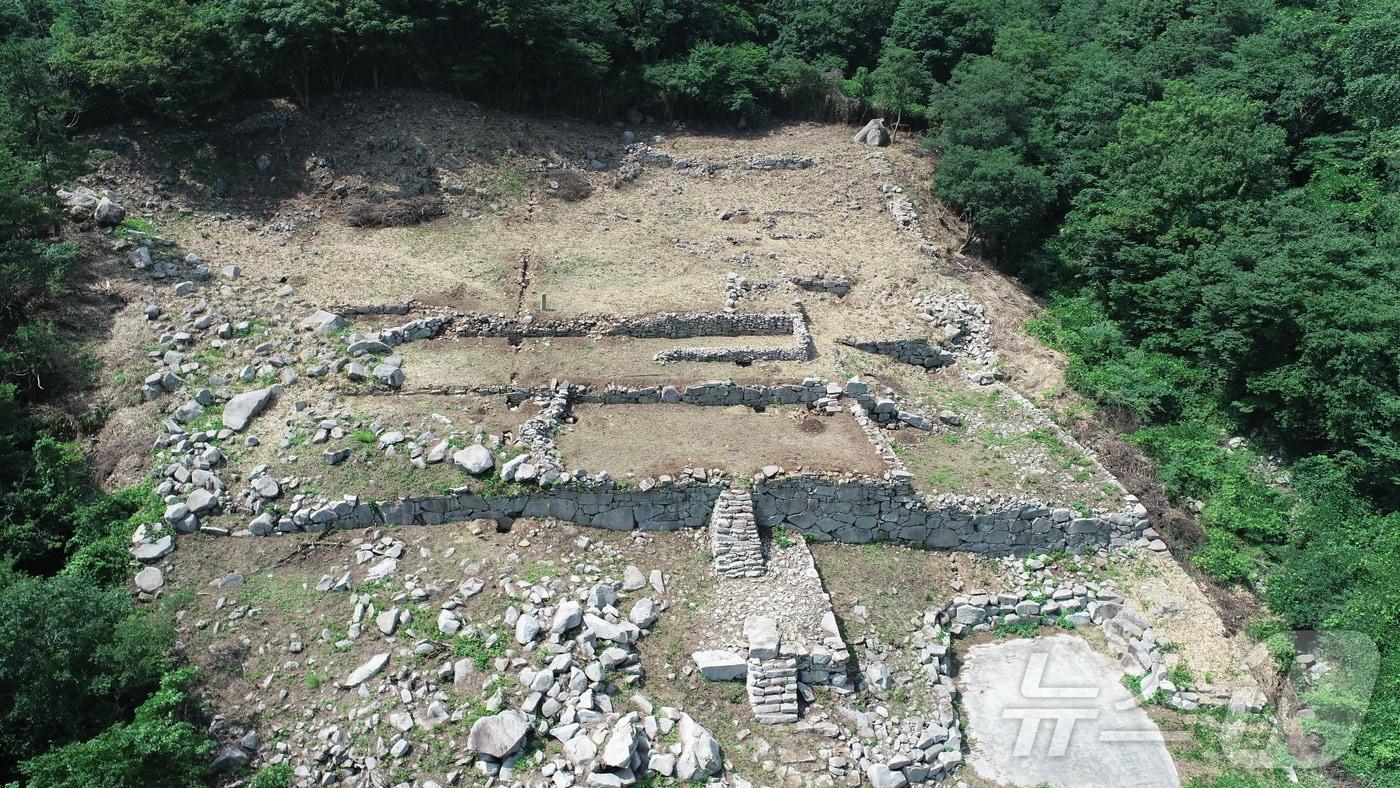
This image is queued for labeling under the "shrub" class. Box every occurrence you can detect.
[19,667,212,788]
[0,436,97,569]
[0,240,78,321]
[0,321,98,403]
[0,567,174,765]
[1192,528,1257,584]
[249,762,295,788]
[645,42,775,121]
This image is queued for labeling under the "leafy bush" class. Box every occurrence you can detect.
[248,762,295,788]
[0,568,175,765]
[19,667,212,788]
[63,484,166,587]
[646,42,775,121]
[0,241,79,322]
[1191,529,1258,583]
[0,321,98,403]
[0,437,97,569]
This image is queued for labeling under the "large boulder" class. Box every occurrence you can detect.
[852,118,892,147]
[467,710,529,759]
[93,194,127,225]
[60,187,99,220]
[223,386,276,431]
[134,566,164,593]
[693,650,747,681]
[601,716,639,768]
[675,713,723,780]
[300,309,349,333]
[744,615,781,659]
[865,763,909,788]
[452,445,494,475]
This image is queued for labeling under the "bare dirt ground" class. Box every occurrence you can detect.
[69,92,1289,787]
[556,403,885,479]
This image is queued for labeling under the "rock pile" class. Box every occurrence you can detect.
[880,181,942,257]
[914,293,993,369]
[839,336,955,371]
[58,185,126,225]
[745,623,801,723]
[791,274,852,297]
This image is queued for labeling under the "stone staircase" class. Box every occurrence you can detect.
[747,656,800,724]
[743,615,800,724]
[710,487,764,578]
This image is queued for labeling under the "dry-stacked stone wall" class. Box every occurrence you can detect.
[791,275,851,297]
[242,474,1144,556]
[839,337,955,370]
[375,315,452,346]
[753,478,1146,554]
[622,312,795,339]
[248,483,723,536]
[576,379,829,406]
[710,488,765,578]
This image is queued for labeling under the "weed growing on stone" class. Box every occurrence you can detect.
[993,618,1039,638]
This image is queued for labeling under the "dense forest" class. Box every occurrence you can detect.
[1,0,1397,785]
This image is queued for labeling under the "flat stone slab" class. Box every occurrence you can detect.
[344,652,389,688]
[958,633,1179,788]
[744,615,781,660]
[693,650,747,681]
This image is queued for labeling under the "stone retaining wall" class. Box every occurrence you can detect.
[791,276,851,297]
[244,474,1142,556]
[622,312,796,339]
[328,302,414,316]
[839,336,955,370]
[575,379,830,406]
[376,315,452,347]
[453,311,798,340]
[251,483,722,535]
[753,478,1146,555]
[655,343,810,364]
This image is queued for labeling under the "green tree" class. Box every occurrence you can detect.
[51,0,230,119]
[934,145,1053,251]
[867,46,931,136]
[1055,82,1288,335]
[645,41,774,121]
[20,667,211,788]
[931,55,1033,150]
[0,568,174,764]
[1334,0,1400,129]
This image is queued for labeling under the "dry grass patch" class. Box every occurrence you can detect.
[556,403,885,478]
[810,542,1000,644]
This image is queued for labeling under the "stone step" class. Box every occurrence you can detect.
[748,656,800,724]
[710,487,764,579]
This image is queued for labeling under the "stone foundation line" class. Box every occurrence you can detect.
[853,582,1268,787]
[160,371,1145,553]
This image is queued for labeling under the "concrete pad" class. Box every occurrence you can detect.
[958,633,1179,788]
